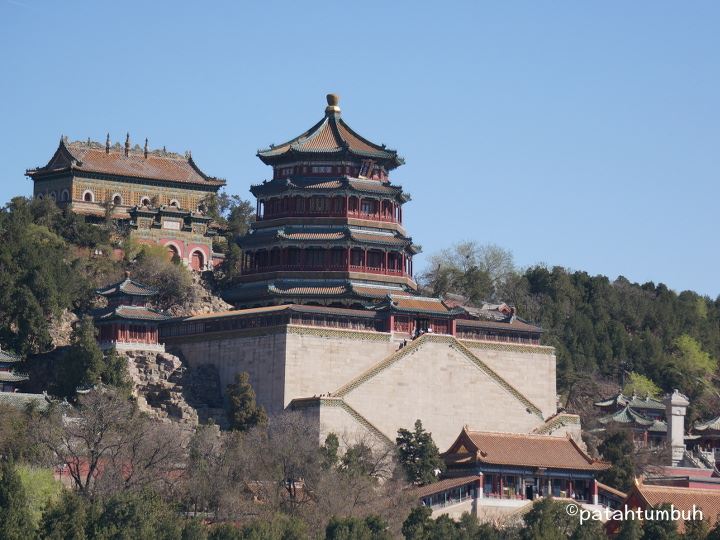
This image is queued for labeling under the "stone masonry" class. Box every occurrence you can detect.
[164,326,557,449]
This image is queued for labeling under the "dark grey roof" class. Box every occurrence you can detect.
[96,277,157,297]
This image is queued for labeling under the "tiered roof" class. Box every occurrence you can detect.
[251,176,409,200]
[26,136,225,187]
[0,347,22,364]
[227,280,416,303]
[594,392,665,412]
[598,406,667,433]
[94,305,170,322]
[0,347,28,385]
[257,94,403,170]
[0,371,29,383]
[96,274,158,298]
[94,275,170,324]
[241,226,417,250]
[693,416,720,434]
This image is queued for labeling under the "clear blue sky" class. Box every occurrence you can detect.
[1,1,718,297]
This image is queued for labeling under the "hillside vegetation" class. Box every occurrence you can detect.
[421,242,720,422]
[2,198,718,419]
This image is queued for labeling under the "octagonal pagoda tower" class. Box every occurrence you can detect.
[226,94,420,308]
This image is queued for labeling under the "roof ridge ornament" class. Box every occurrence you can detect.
[325,93,341,115]
[144,138,148,159]
[106,133,110,153]
[125,133,130,157]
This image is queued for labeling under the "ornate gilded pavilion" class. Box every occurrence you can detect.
[226,94,420,307]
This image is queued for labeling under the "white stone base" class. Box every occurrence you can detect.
[100,341,166,353]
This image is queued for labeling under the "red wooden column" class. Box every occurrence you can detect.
[346,247,351,269]
[384,251,389,272]
[363,249,368,271]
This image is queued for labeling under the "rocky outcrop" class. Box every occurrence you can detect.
[123,350,227,428]
[167,273,232,317]
[48,310,79,348]
[125,350,197,425]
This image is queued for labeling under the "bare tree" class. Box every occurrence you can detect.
[32,387,186,499]
[419,241,516,304]
[230,412,413,537]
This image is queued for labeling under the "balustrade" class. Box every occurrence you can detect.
[243,262,409,277]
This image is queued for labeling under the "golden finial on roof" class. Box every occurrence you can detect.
[325,93,341,115]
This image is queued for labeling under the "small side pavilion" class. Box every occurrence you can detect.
[94,273,170,351]
[0,346,28,392]
[597,406,667,448]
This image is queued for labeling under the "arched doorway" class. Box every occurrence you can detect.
[190,250,205,271]
[166,244,180,261]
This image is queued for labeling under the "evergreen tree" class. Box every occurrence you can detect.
[396,419,445,485]
[0,460,35,540]
[321,432,340,470]
[90,491,184,540]
[401,506,433,540]
[325,515,391,540]
[684,518,710,540]
[596,429,636,492]
[54,315,104,399]
[615,516,642,540]
[40,490,90,540]
[521,499,577,540]
[226,372,267,431]
[640,503,679,540]
[341,442,376,478]
[705,517,720,540]
[101,347,132,393]
[0,197,93,355]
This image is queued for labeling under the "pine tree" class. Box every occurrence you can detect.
[597,430,636,492]
[101,347,131,393]
[0,460,35,540]
[40,490,89,540]
[54,315,104,398]
[401,506,434,540]
[395,419,445,485]
[226,372,267,431]
[320,432,340,470]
